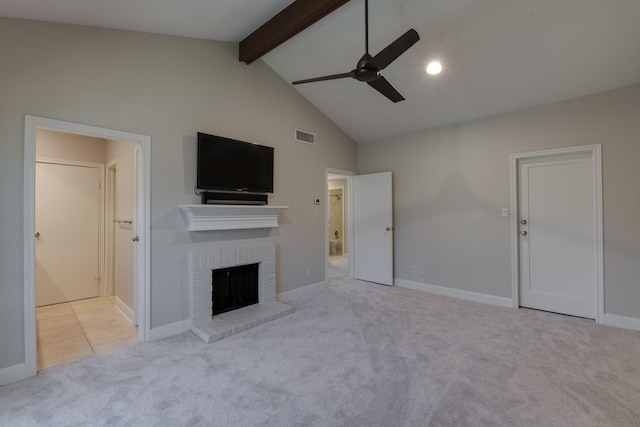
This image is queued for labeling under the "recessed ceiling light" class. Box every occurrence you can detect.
[426,61,442,75]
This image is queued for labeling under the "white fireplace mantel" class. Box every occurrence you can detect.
[178,205,288,231]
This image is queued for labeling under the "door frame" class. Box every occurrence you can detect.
[509,144,603,323]
[24,115,151,377]
[35,157,106,304]
[104,160,117,298]
[325,168,356,282]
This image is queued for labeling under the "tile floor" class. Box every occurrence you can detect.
[36,296,138,371]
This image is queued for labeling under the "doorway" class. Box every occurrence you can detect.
[510,144,603,322]
[326,170,355,280]
[24,116,151,377]
[329,187,344,253]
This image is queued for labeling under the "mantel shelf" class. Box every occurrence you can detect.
[178,205,288,231]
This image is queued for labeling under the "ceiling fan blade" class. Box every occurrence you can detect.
[367,76,405,103]
[370,28,420,70]
[292,71,355,85]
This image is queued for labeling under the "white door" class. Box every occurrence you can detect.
[353,172,393,286]
[518,152,596,318]
[36,162,101,306]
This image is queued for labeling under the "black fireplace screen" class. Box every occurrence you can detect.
[212,263,259,316]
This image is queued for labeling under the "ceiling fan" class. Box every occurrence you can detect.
[292,0,420,103]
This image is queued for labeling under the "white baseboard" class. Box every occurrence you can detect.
[277,281,327,303]
[0,362,33,386]
[149,319,191,342]
[395,278,513,308]
[115,296,134,325]
[603,313,640,331]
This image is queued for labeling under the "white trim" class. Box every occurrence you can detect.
[178,205,288,231]
[22,115,151,384]
[509,144,604,323]
[104,160,117,297]
[128,132,152,338]
[603,314,640,331]
[509,153,519,309]
[277,281,327,303]
[395,279,513,308]
[149,320,191,342]
[115,296,135,325]
[0,363,32,386]
[593,145,604,324]
[36,157,104,168]
[23,118,38,379]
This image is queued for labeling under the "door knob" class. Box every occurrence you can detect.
[520,219,527,225]
[35,231,40,238]
[385,226,392,231]
[132,235,139,242]
[520,230,528,236]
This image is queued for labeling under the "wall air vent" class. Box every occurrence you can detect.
[295,129,315,145]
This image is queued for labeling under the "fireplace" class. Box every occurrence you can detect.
[212,263,259,315]
[189,242,294,343]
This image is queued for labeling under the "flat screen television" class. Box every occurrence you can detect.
[196,132,274,193]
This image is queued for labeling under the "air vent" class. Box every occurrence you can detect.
[295,129,315,145]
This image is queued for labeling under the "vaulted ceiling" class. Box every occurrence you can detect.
[2,0,639,143]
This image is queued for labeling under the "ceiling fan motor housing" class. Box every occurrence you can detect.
[355,54,381,82]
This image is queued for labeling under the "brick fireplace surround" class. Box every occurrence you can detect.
[188,242,294,343]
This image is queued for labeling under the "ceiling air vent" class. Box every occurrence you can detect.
[295,129,315,145]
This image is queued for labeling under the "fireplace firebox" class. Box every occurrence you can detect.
[212,263,259,316]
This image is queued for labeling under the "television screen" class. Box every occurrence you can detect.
[197,132,274,193]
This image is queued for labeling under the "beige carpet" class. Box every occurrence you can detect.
[1,277,640,426]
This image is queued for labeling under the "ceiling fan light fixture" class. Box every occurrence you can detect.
[426,61,442,75]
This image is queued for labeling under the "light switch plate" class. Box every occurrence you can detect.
[501,208,509,218]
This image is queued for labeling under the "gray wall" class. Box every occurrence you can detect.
[358,85,640,319]
[0,18,357,370]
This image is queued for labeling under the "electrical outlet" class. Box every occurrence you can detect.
[406,265,411,273]
[411,266,417,274]
[419,267,425,275]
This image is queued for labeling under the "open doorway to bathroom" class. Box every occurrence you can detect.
[327,173,350,279]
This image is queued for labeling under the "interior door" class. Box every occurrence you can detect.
[36,161,101,306]
[353,171,393,286]
[518,152,596,318]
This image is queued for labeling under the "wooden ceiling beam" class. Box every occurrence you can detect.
[239,0,351,65]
